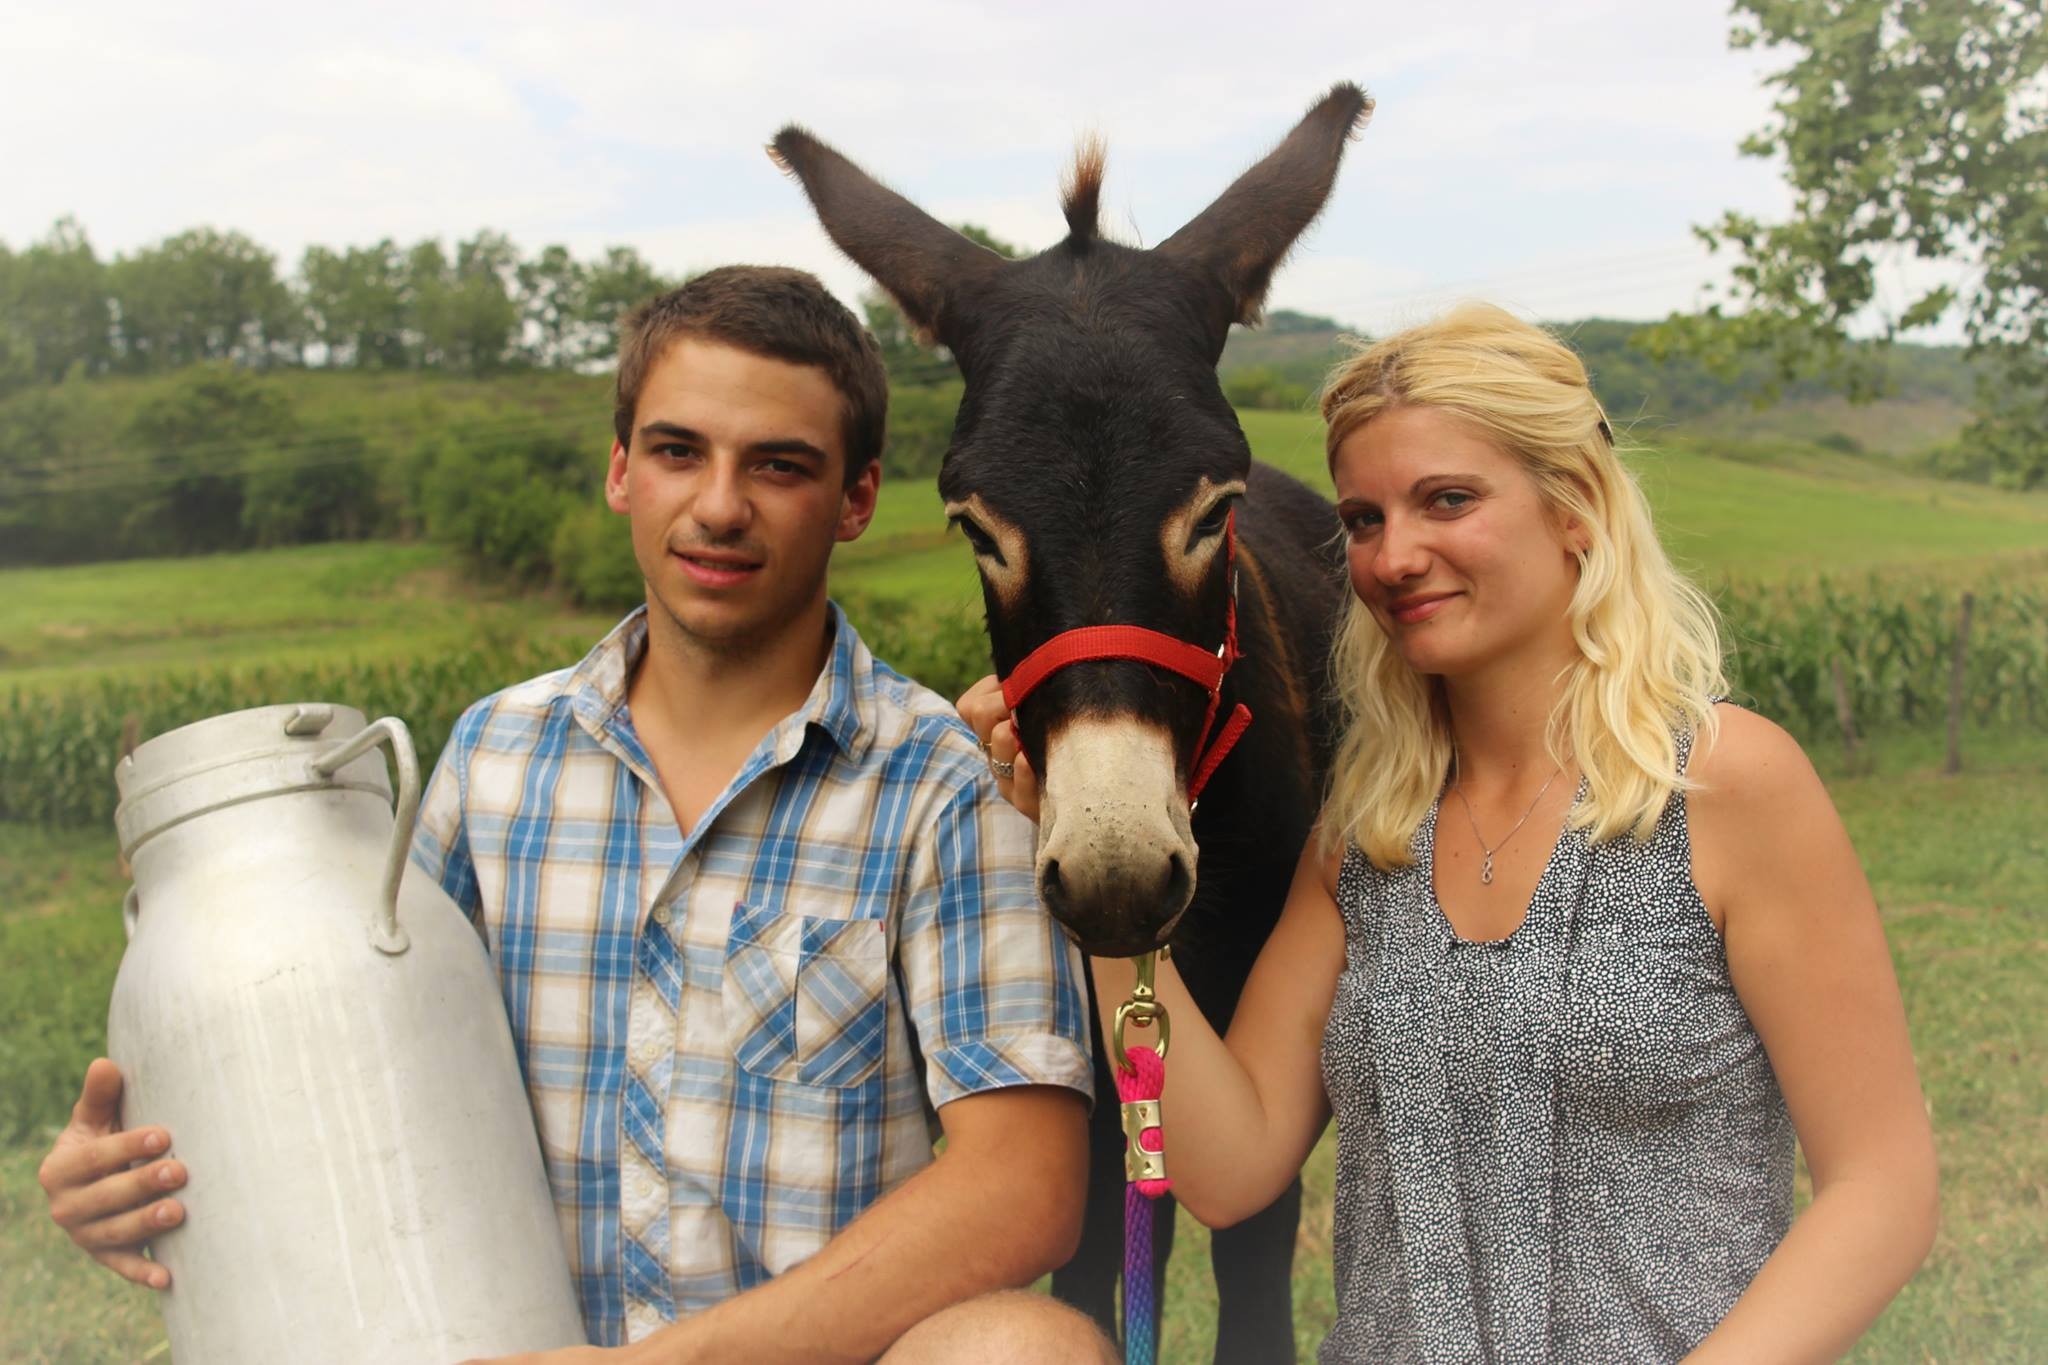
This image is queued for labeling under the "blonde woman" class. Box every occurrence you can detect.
[958,304,1937,1362]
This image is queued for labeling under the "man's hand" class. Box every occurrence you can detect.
[955,676,1040,822]
[38,1058,186,1289]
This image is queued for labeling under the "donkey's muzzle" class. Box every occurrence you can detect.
[1034,717,1200,956]
[1040,850,1192,956]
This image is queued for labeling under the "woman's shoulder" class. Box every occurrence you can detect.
[1684,703,1841,909]
[1686,702,1820,807]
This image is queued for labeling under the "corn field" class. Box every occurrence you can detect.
[3,581,2040,828]
[0,598,994,828]
[1718,578,2046,740]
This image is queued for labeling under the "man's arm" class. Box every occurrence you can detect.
[470,1086,1085,1365]
[665,756,1093,1362]
[658,1085,1086,1364]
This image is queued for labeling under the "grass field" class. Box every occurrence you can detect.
[4,727,2039,1362]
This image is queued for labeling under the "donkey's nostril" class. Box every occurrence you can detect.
[1039,859,1067,916]
[1164,851,1192,913]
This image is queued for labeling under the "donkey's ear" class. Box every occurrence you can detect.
[770,126,1008,343]
[1157,83,1372,334]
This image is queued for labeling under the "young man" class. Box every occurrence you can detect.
[41,267,1113,1363]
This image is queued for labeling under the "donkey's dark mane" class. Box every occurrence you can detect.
[1059,134,1107,240]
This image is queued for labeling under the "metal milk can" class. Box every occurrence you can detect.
[110,703,587,1362]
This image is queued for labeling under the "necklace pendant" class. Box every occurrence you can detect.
[1481,853,1494,885]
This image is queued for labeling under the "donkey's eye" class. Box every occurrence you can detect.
[1189,498,1234,547]
[950,516,1005,564]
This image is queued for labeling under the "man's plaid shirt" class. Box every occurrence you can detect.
[408,605,1092,1345]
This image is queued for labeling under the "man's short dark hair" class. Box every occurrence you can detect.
[613,266,888,485]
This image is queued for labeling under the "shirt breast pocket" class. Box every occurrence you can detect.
[723,900,890,1089]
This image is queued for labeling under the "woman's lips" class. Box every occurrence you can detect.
[1388,592,1455,625]
[673,551,763,588]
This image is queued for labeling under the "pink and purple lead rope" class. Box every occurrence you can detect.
[1117,1044,1169,1365]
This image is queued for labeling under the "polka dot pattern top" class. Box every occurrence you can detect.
[1318,731,1794,1364]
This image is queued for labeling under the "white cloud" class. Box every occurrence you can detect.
[0,0,1962,339]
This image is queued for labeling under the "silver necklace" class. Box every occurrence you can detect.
[1450,755,1564,885]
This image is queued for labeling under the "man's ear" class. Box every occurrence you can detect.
[836,460,882,543]
[605,440,630,514]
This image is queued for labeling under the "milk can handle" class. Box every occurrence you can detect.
[309,716,418,956]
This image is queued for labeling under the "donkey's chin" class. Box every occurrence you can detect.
[1034,717,1197,958]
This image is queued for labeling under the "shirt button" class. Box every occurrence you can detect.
[652,903,672,927]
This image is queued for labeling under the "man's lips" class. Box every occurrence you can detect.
[671,548,764,588]
[1386,591,1457,625]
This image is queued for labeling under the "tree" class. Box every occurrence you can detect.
[300,241,409,368]
[517,244,587,367]
[4,218,112,383]
[109,228,297,371]
[442,231,522,374]
[1649,0,2048,487]
[119,365,297,555]
[579,247,674,363]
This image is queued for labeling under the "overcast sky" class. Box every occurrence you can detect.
[0,0,1959,338]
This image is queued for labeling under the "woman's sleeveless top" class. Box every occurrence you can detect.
[1318,733,1794,1364]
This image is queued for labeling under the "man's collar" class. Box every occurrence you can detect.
[566,602,875,763]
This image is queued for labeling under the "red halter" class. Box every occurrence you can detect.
[998,512,1253,803]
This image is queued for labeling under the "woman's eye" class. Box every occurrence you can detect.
[1430,490,1474,512]
[1341,509,1381,538]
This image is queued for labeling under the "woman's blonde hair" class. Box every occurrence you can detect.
[1317,303,1727,868]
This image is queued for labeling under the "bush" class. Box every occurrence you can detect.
[1221,365,1311,412]
[839,593,990,704]
[551,499,643,610]
[883,382,963,479]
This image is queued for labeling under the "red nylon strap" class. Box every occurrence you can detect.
[1000,626,1226,711]
[996,513,1253,799]
[1188,702,1252,801]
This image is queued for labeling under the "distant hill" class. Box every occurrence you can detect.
[1218,312,1986,464]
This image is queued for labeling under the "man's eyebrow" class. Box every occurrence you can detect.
[746,438,830,463]
[638,420,701,444]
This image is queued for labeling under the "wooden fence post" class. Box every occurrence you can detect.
[1945,593,1974,776]
[1830,657,1861,774]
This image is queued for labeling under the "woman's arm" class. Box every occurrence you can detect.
[956,674,1345,1229]
[1092,836,1346,1228]
[1684,707,1938,1363]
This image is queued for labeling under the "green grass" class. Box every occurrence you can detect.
[0,541,616,687]
[3,730,2039,1362]
[1234,408,2048,583]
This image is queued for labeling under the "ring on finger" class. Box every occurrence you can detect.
[987,754,1015,780]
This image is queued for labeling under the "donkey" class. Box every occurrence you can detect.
[772,85,1369,1362]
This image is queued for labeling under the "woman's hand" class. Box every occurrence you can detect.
[955,675,1041,822]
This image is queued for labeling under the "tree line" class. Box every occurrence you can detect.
[0,218,677,391]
